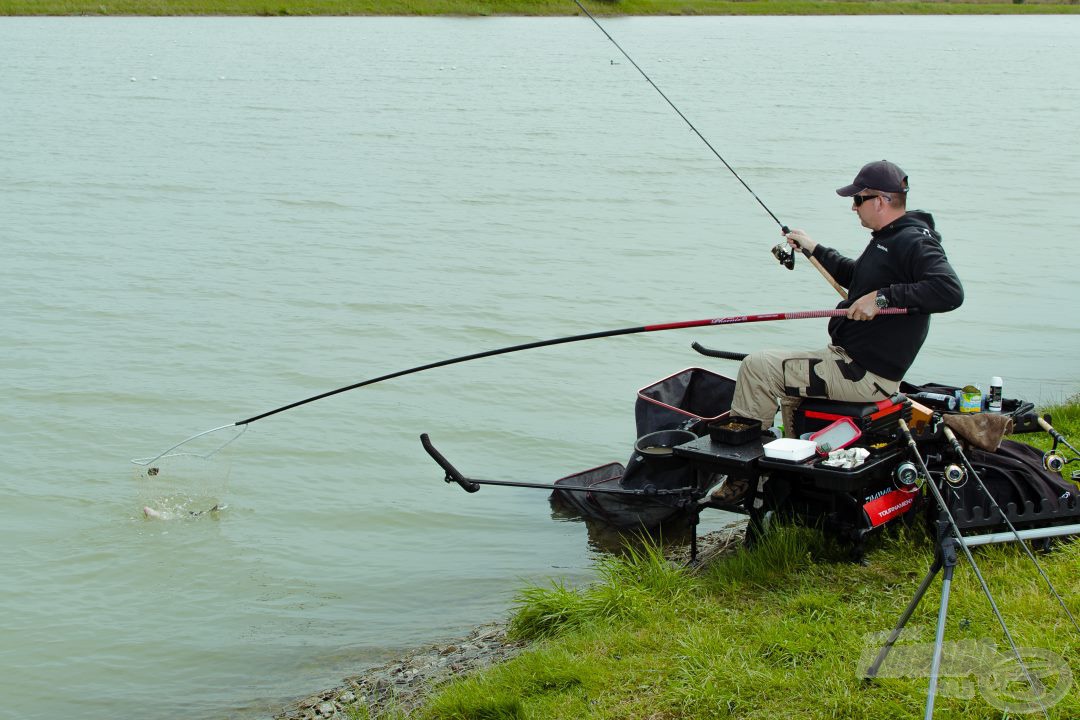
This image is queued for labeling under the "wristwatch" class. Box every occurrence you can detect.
[875,291,889,310]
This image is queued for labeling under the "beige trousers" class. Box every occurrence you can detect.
[729,345,900,436]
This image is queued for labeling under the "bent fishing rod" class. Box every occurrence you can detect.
[571,0,845,298]
[133,306,910,466]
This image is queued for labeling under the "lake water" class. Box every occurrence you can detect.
[1,14,1078,720]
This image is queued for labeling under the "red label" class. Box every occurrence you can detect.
[863,489,918,527]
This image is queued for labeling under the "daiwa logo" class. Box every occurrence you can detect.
[876,243,889,252]
[865,487,892,503]
[713,316,747,325]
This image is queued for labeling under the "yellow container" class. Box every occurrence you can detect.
[959,385,982,413]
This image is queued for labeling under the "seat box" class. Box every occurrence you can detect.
[793,397,910,441]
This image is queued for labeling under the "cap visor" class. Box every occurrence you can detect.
[836,183,862,197]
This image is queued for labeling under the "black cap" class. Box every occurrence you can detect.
[836,160,909,197]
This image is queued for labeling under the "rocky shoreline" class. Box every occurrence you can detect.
[274,622,526,720]
[274,528,743,720]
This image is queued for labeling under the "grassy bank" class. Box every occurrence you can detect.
[3,0,1080,15]
[381,399,1080,719]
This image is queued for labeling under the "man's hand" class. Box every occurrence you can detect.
[846,290,880,321]
[784,228,817,255]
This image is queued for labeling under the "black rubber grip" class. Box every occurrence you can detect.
[420,434,480,493]
[690,342,747,361]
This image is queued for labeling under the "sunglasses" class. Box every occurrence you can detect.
[852,193,891,207]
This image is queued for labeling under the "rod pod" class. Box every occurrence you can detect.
[863,419,1046,720]
[940,426,1080,635]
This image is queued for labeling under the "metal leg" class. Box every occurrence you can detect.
[689,512,699,563]
[926,540,959,720]
[744,505,766,548]
[864,527,960,720]
[863,554,943,680]
[680,498,704,567]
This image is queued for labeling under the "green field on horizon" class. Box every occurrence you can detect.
[4,0,1079,15]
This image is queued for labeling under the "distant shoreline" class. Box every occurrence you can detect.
[4,0,1080,16]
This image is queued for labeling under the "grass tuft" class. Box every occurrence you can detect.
[510,536,693,640]
[422,691,524,719]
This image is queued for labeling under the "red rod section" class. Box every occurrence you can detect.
[644,307,908,332]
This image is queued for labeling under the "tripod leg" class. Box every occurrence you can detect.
[864,555,943,680]
[688,504,700,564]
[925,539,960,720]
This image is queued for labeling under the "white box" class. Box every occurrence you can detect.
[763,438,817,462]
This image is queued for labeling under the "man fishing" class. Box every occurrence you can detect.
[725,160,964,482]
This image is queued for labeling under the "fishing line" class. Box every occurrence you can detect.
[132,307,911,466]
[571,0,786,231]
[571,0,850,298]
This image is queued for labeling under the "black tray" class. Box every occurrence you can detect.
[758,449,904,492]
[707,416,762,445]
[673,434,765,472]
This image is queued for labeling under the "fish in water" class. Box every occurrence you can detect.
[143,504,223,520]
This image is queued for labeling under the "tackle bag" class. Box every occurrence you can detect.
[899,380,1041,433]
[942,439,1079,528]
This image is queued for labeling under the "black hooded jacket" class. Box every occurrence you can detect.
[810,210,964,381]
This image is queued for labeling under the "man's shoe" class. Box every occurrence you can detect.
[708,476,751,507]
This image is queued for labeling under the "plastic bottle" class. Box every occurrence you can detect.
[988,376,1003,412]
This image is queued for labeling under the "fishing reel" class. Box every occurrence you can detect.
[1041,448,1080,476]
[1038,414,1080,475]
[1041,435,1080,474]
[771,242,795,270]
[893,460,920,490]
[1043,451,1067,474]
[943,463,967,488]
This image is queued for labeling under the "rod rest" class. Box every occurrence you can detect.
[947,495,1080,530]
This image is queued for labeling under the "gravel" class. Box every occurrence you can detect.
[274,623,525,720]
